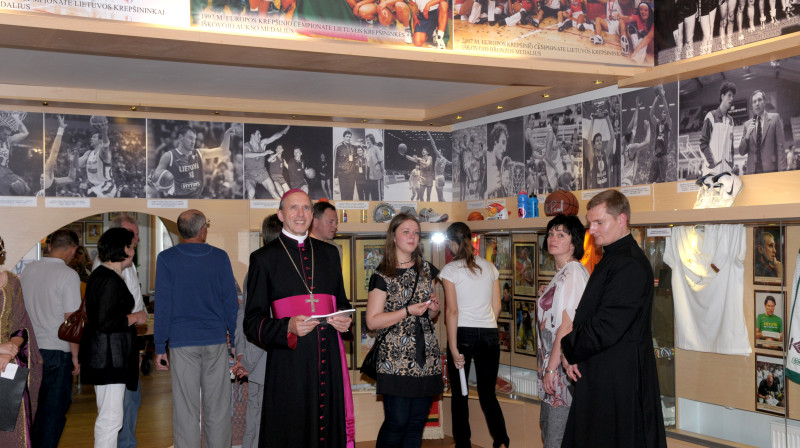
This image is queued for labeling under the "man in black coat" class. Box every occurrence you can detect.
[560,189,667,448]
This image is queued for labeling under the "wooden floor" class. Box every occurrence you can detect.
[60,369,461,447]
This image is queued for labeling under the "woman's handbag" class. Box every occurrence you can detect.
[360,269,420,380]
[58,298,87,344]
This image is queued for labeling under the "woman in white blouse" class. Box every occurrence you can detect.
[441,222,509,448]
[537,214,589,448]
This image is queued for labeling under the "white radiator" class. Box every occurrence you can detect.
[771,422,800,448]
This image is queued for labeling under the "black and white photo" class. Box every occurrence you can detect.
[583,95,621,189]
[451,125,486,201]
[147,119,243,199]
[524,105,582,194]
[44,113,145,198]
[383,129,452,201]
[0,110,42,197]
[486,117,524,199]
[623,84,678,184]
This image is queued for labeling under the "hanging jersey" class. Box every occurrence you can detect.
[664,224,751,355]
[591,153,609,188]
[169,148,204,198]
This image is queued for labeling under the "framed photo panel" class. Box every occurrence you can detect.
[485,235,512,276]
[753,226,784,286]
[85,222,103,245]
[513,299,537,357]
[537,280,550,297]
[498,319,512,353]
[756,355,785,415]
[538,233,556,276]
[499,277,513,319]
[355,307,375,370]
[65,222,84,246]
[513,242,537,297]
[754,291,785,352]
[354,238,385,303]
[84,213,104,221]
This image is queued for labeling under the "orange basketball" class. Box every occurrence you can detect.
[544,190,579,216]
[468,211,484,221]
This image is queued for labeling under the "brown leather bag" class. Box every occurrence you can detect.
[58,298,87,344]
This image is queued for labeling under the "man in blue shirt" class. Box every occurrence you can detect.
[154,209,238,448]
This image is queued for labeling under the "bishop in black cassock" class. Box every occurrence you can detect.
[244,190,354,448]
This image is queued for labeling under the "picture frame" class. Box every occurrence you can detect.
[753,226,784,286]
[513,299,537,357]
[499,277,513,318]
[538,233,556,276]
[85,222,103,245]
[87,246,98,262]
[485,235,512,276]
[497,319,512,353]
[354,238,385,303]
[65,222,84,246]
[355,307,374,370]
[513,242,537,297]
[537,279,550,297]
[754,290,785,352]
[84,213,103,221]
[756,355,786,415]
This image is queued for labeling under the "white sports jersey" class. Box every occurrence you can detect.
[664,224,751,355]
[86,147,111,187]
[620,138,638,186]
[606,0,621,20]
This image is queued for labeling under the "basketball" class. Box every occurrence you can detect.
[89,115,108,128]
[229,123,244,137]
[544,190,579,216]
[155,170,175,192]
[468,211,484,221]
[398,143,407,156]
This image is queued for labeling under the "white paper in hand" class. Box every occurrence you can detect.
[459,368,468,396]
[0,363,18,380]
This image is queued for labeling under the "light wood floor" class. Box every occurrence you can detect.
[60,369,461,447]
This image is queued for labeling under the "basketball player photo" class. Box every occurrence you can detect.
[44,113,145,198]
[383,129,452,202]
[634,84,679,184]
[524,104,582,194]
[583,96,621,189]
[451,124,487,201]
[0,110,43,197]
[485,117,525,200]
[146,119,244,199]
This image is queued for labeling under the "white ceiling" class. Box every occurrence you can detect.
[0,47,501,109]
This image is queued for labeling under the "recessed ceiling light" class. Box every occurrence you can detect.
[130,106,137,111]
[42,101,49,106]
[496,105,503,110]
[456,115,462,120]
[213,111,220,115]
[361,119,368,123]
[594,80,604,85]
[541,94,550,98]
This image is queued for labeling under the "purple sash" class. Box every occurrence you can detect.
[271,294,356,448]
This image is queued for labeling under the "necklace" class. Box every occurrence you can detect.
[278,237,318,312]
[398,259,413,264]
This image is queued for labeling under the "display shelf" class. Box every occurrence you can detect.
[619,32,800,89]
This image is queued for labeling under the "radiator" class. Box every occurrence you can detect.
[771,422,800,448]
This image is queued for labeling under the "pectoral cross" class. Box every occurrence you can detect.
[306,294,318,313]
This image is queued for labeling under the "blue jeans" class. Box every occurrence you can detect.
[32,349,74,448]
[376,394,434,448]
[117,379,142,448]
[446,327,509,448]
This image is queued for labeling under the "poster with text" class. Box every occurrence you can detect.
[0,1,187,26]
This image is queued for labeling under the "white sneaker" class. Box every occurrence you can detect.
[435,32,446,49]
[712,172,743,207]
[404,27,412,44]
[400,206,419,218]
[693,174,715,209]
[419,208,449,223]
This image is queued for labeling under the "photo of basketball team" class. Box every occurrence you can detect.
[146,119,244,200]
[381,130,452,201]
[190,0,454,50]
[0,110,42,197]
[45,114,146,198]
[655,0,800,64]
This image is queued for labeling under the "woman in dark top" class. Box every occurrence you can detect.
[79,227,147,448]
[366,212,442,448]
